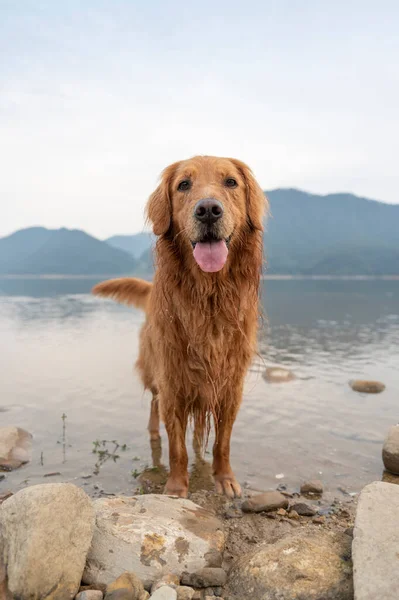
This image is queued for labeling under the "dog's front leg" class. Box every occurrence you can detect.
[212,390,242,499]
[163,398,189,498]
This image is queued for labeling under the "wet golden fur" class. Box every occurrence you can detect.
[93,156,267,498]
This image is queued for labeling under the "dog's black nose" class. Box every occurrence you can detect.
[194,198,224,224]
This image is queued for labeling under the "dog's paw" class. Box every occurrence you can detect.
[164,477,189,498]
[214,474,242,499]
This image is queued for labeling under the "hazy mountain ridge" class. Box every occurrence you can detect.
[1,189,398,275]
[0,227,137,275]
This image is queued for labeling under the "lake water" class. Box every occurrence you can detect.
[1,277,398,501]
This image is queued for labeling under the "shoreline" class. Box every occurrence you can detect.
[0,274,398,281]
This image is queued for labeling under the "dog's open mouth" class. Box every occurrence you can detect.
[191,234,232,273]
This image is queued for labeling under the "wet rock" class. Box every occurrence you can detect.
[290,501,318,516]
[349,380,385,394]
[150,587,177,600]
[228,530,353,600]
[152,574,180,592]
[353,481,399,599]
[176,587,195,600]
[263,367,295,383]
[83,495,225,588]
[0,426,32,470]
[241,491,288,513]
[76,592,104,600]
[382,424,399,475]
[0,483,94,599]
[300,480,324,496]
[181,568,227,588]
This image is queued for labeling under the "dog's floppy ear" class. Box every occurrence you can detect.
[146,162,180,236]
[229,158,268,231]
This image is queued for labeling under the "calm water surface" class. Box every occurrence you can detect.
[1,278,398,500]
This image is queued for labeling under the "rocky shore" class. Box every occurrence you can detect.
[1,419,399,600]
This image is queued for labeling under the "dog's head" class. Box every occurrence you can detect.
[147,156,266,273]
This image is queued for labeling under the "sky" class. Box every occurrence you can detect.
[1,0,398,239]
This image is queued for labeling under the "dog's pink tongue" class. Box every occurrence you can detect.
[193,240,228,272]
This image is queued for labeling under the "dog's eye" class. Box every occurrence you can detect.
[225,178,238,188]
[178,180,191,191]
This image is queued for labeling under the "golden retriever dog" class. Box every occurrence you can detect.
[93,156,267,498]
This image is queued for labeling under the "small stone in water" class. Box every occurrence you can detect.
[300,480,324,495]
[263,367,295,383]
[349,380,385,394]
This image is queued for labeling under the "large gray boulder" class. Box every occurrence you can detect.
[0,426,32,470]
[353,481,399,600]
[83,494,225,588]
[227,530,353,600]
[0,483,95,599]
[382,424,399,475]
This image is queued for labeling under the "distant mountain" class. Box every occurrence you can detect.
[106,232,153,258]
[265,189,399,274]
[0,227,136,275]
[2,190,398,276]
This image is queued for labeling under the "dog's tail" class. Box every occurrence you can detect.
[92,278,152,312]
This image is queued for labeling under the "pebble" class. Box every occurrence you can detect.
[312,516,326,525]
[349,379,385,393]
[382,424,399,475]
[290,502,318,517]
[287,510,299,520]
[181,568,227,588]
[276,508,287,516]
[150,587,177,600]
[213,588,223,597]
[241,491,288,513]
[176,587,195,600]
[300,480,324,496]
[263,367,295,383]
[152,575,180,593]
[76,592,104,600]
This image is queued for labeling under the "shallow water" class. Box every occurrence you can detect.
[1,278,398,500]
